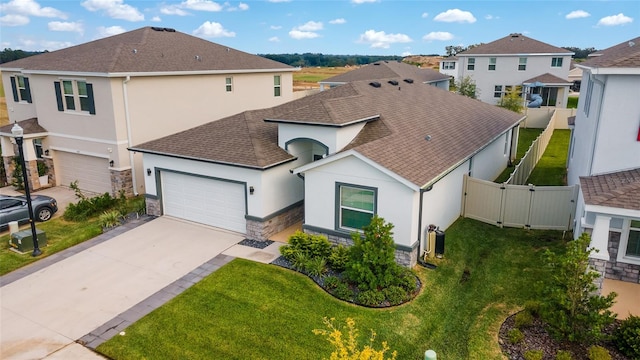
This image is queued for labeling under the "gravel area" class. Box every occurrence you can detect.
[238,239,274,249]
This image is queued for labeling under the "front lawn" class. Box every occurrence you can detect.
[98,218,566,360]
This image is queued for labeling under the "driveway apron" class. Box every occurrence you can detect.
[0,216,243,360]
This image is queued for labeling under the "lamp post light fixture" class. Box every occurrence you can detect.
[11,123,42,257]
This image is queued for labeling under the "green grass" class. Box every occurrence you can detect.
[527,129,571,186]
[97,218,567,360]
[494,128,543,183]
[567,96,579,109]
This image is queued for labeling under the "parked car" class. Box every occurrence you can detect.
[0,195,58,230]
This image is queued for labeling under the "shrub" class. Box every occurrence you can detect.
[306,257,327,277]
[313,317,397,360]
[291,251,311,272]
[383,286,407,306]
[279,245,299,261]
[394,266,418,292]
[555,350,573,360]
[508,328,524,344]
[64,192,118,221]
[323,276,340,290]
[540,233,616,342]
[524,300,541,317]
[613,315,640,358]
[284,231,332,260]
[498,87,524,113]
[356,289,385,307]
[523,350,543,360]
[98,210,122,229]
[328,245,350,271]
[515,310,534,329]
[587,345,611,360]
[332,282,353,301]
[37,161,48,176]
[10,156,24,190]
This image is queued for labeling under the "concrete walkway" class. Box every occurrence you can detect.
[0,216,257,360]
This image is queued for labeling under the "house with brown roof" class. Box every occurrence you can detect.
[319,61,450,91]
[0,26,296,196]
[566,37,640,288]
[446,33,573,107]
[132,78,523,266]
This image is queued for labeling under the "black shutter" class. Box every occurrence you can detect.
[54,81,64,111]
[86,83,95,115]
[23,77,32,103]
[10,77,19,102]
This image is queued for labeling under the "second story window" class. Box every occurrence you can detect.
[488,57,496,71]
[274,75,281,97]
[225,77,233,92]
[551,57,563,67]
[10,75,32,103]
[442,61,455,70]
[494,85,503,98]
[54,80,96,114]
[467,58,475,71]
[518,57,527,71]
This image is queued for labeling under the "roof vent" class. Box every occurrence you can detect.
[132,49,137,54]
[164,27,176,32]
[369,82,381,88]
[388,80,399,86]
[403,78,414,84]
[373,62,381,66]
[151,27,176,32]
[630,41,636,47]
[195,55,201,61]
[425,135,432,141]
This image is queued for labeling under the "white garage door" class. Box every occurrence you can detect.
[162,171,246,234]
[56,152,111,194]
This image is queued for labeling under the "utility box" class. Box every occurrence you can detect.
[435,230,445,258]
[10,229,47,253]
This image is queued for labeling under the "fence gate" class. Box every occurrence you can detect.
[462,175,578,230]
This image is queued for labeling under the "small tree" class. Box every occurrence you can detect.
[540,233,617,342]
[346,215,398,291]
[10,156,24,190]
[313,317,397,360]
[455,75,478,99]
[498,88,524,113]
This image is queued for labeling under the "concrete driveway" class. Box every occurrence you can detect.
[0,216,244,359]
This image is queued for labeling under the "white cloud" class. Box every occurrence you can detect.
[433,9,476,23]
[151,16,161,22]
[48,21,84,34]
[0,0,66,19]
[181,0,223,12]
[402,51,412,56]
[597,13,633,26]
[160,5,189,16]
[358,29,412,49]
[81,0,144,21]
[238,3,249,10]
[566,10,590,19]
[270,25,282,30]
[351,0,378,3]
[421,12,428,18]
[289,30,320,39]
[289,21,323,39]
[296,21,323,31]
[193,21,235,37]
[423,31,454,41]
[269,36,280,42]
[0,14,30,26]
[485,14,499,20]
[329,18,346,25]
[95,25,126,39]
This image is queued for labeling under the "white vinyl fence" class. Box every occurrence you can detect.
[461,175,578,230]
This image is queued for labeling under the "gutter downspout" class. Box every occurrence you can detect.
[416,187,428,262]
[123,75,138,195]
[587,73,606,176]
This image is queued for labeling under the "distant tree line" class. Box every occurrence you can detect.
[259,53,403,67]
[0,48,47,63]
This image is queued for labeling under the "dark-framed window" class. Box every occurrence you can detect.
[488,57,496,71]
[626,220,640,257]
[274,75,281,97]
[54,80,95,114]
[225,77,233,92]
[518,57,527,71]
[551,57,563,67]
[467,58,475,71]
[442,61,455,70]
[336,183,377,231]
[494,85,503,98]
[10,75,32,103]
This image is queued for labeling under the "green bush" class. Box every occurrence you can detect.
[394,266,418,292]
[613,315,640,358]
[555,350,573,360]
[98,210,122,228]
[291,252,311,272]
[508,328,524,344]
[288,231,332,259]
[332,282,352,301]
[515,310,534,329]
[323,276,340,290]
[587,345,611,360]
[328,245,350,271]
[64,192,120,221]
[355,289,385,307]
[305,257,327,277]
[523,350,543,360]
[383,286,407,306]
[524,300,541,317]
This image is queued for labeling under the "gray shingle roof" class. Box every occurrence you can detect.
[320,61,449,84]
[581,37,640,69]
[459,33,571,55]
[0,118,47,136]
[523,73,572,85]
[580,168,640,210]
[0,27,293,74]
[132,78,523,187]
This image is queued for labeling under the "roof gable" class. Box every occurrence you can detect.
[581,37,640,69]
[321,61,449,84]
[459,33,571,55]
[1,27,293,74]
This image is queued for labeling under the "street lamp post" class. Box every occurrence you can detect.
[11,123,41,257]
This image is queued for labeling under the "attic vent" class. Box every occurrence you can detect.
[132,49,137,54]
[151,27,176,32]
[195,55,201,61]
[425,135,432,141]
[403,78,414,84]
[164,27,176,32]
[510,33,521,37]
[369,82,381,88]
[388,80,399,85]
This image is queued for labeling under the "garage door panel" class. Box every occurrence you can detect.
[162,172,246,234]
[56,152,111,194]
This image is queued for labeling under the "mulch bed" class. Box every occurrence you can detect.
[499,312,629,359]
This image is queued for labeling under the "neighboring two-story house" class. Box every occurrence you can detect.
[0,26,296,196]
[444,33,573,107]
[566,37,640,287]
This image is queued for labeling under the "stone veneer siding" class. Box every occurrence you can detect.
[246,202,304,241]
[304,227,418,268]
[145,196,161,217]
[604,231,640,284]
[2,155,42,190]
[110,169,134,197]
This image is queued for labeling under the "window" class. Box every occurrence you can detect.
[518,57,527,71]
[467,58,475,71]
[494,85,503,98]
[625,220,640,257]
[225,77,233,92]
[488,57,496,71]
[33,138,43,159]
[10,75,32,103]
[337,184,376,231]
[54,80,95,114]
[551,57,563,67]
[442,61,455,70]
[274,75,281,97]
[583,78,594,116]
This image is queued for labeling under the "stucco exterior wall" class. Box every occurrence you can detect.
[471,132,510,181]
[421,160,469,233]
[1,72,38,121]
[278,122,366,154]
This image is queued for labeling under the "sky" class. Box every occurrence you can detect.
[0,0,638,56]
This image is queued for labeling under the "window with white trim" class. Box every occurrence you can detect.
[488,57,496,71]
[625,220,640,258]
[551,57,563,67]
[10,75,32,103]
[54,80,95,114]
[494,85,503,98]
[225,77,233,92]
[274,75,281,97]
[467,58,475,71]
[337,184,376,231]
[442,61,456,70]
[518,57,527,71]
